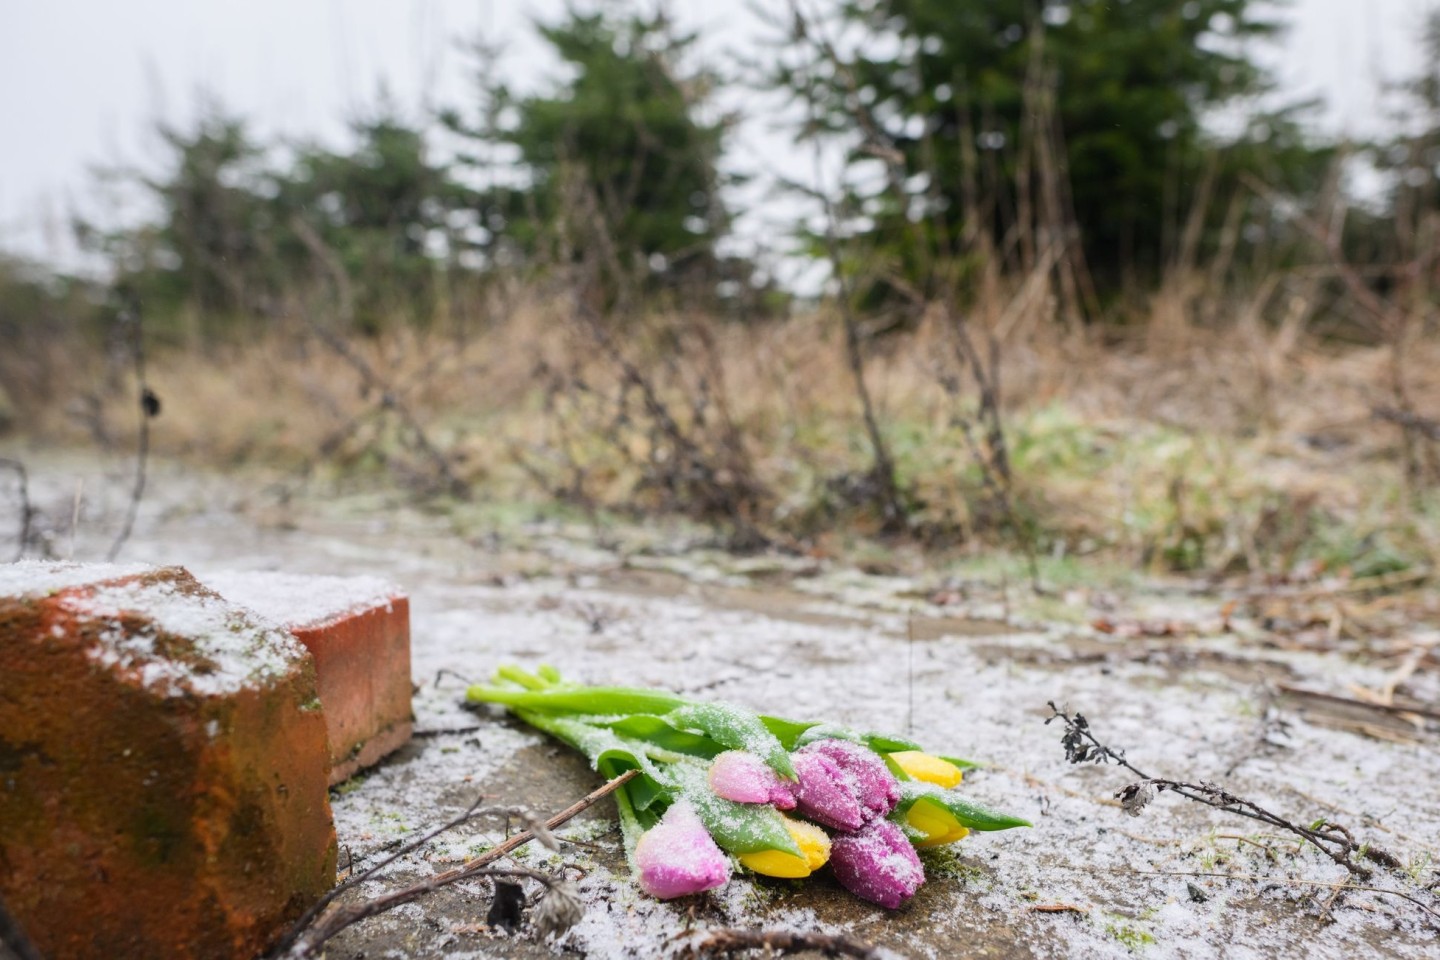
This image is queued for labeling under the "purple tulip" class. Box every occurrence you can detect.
[829,819,926,909]
[791,750,866,830]
[791,739,900,832]
[708,751,797,809]
[633,801,731,899]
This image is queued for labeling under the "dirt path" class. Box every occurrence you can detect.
[6,454,1439,958]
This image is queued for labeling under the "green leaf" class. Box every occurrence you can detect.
[758,714,817,750]
[512,709,670,811]
[666,703,795,779]
[937,754,980,771]
[895,782,1031,832]
[859,731,926,754]
[792,723,869,749]
[675,764,802,857]
[589,714,725,760]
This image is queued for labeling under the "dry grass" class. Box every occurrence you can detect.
[13,276,1440,576]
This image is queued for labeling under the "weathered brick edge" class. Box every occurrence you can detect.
[290,596,414,785]
[0,567,336,960]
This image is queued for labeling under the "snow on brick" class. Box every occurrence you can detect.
[199,569,414,785]
[199,570,401,630]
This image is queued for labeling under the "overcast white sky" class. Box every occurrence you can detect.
[1,0,1436,273]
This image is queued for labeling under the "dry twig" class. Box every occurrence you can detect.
[1124,869,1440,929]
[0,458,33,561]
[677,927,886,959]
[1046,702,1400,880]
[272,770,637,957]
[290,216,469,499]
[107,298,157,561]
[0,895,45,960]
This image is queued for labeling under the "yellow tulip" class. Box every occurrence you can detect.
[889,751,964,788]
[738,815,831,878]
[904,796,971,848]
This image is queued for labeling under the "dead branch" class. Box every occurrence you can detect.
[785,1,908,531]
[1025,903,1091,914]
[1045,703,1400,880]
[1373,406,1440,442]
[289,216,470,499]
[1273,682,1440,723]
[272,769,637,958]
[515,170,779,547]
[0,894,45,960]
[677,927,886,959]
[0,458,33,561]
[1124,869,1440,929]
[107,298,157,561]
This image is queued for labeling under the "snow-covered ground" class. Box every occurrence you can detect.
[5,453,1438,958]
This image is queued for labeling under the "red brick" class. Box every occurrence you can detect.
[201,572,414,784]
[0,563,336,960]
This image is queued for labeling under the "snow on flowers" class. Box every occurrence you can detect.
[466,665,1029,909]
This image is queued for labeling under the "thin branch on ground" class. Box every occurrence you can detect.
[107,298,156,561]
[0,895,46,960]
[1045,702,1401,880]
[676,927,886,959]
[1274,682,1440,722]
[1123,869,1440,929]
[0,458,33,561]
[272,770,637,958]
[1373,405,1440,442]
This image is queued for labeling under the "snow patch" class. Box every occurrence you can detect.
[197,569,400,629]
[66,576,309,698]
[0,559,153,597]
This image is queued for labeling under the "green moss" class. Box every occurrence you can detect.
[331,775,368,796]
[919,846,991,887]
[1098,913,1157,951]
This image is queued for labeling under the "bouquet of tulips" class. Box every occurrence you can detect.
[466,666,1029,908]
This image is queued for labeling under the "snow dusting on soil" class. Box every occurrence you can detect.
[5,456,1439,958]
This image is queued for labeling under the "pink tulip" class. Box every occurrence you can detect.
[791,739,900,832]
[829,819,926,909]
[633,801,731,899]
[708,751,797,809]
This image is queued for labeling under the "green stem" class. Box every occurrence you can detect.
[467,684,688,715]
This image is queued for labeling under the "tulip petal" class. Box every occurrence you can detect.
[903,796,971,847]
[709,750,798,808]
[737,814,831,878]
[889,751,964,788]
[830,819,926,909]
[800,739,900,820]
[791,750,867,832]
[633,801,731,899]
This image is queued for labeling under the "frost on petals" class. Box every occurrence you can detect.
[791,739,900,831]
[829,819,926,909]
[707,750,797,809]
[633,801,731,899]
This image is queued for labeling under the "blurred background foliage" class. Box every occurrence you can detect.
[3,0,1440,575]
[24,1,1435,330]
